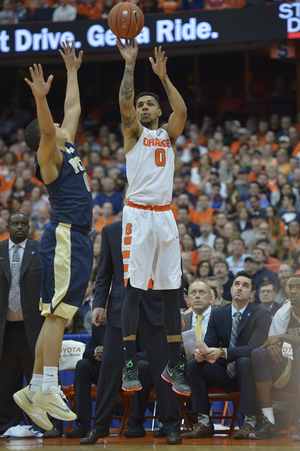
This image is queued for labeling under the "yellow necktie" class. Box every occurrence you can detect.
[195,314,204,341]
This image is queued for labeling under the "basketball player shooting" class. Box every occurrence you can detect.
[116,38,190,396]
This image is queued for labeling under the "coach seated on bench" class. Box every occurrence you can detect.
[183,270,271,440]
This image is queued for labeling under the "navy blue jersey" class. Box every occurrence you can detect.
[35,142,92,232]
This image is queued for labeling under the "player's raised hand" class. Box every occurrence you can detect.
[59,40,83,71]
[149,46,167,79]
[25,64,53,99]
[116,38,138,63]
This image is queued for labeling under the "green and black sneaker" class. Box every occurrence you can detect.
[161,361,190,396]
[122,360,142,391]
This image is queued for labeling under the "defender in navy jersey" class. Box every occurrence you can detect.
[13,41,93,427]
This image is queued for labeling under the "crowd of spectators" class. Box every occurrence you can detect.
[0,0,280,25]
[2,106,300,318]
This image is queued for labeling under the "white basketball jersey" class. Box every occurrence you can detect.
[126,127,174,205]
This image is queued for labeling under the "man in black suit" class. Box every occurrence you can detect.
[0,212,44,433]
[80,221,183,445]
[183,270,271,440]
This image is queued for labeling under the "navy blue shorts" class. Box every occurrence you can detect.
[39,222,93,320]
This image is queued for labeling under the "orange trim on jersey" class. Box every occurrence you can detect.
[148,279,154,289]
[124,278,129,287]
[122,250,130,259]
[127,201,170,212]
[124,264,129,273]
[124,237,132,245]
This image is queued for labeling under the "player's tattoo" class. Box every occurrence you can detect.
[120,63,135,101]
[161,79,172,108]
[121,114,136,129]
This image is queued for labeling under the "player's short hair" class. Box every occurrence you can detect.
[135,92,160,107]
[24,118,41,152]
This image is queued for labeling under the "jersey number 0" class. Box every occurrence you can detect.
[155,148,166,167]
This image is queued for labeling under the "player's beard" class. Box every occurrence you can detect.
[140,117,154,127]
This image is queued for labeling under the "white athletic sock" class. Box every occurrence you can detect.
[42,366,59,393]
[262,407,275,425]
[29,374,43,394]
[197,414,210,425]
[244,415,256,427]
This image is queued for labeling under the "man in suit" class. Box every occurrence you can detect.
[206,276,231,308]
[0,212,44,433]
[183,270,271,440]
[182,280,213,341]
[80,221,183,445]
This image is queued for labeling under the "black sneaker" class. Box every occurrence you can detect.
[249,416,281,440]
[122,361,142,391]
[161,362,190,396]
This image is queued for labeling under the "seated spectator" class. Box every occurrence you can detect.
[206,275,230,308]
[196,243,212,263]
[226,236,247,275]
[15,0,32,21]
[261,143,277,167]
[183,271,271,441]
[275,235,297,268]
[196,260,212,280]
[173,175,195,205]
[182,280,213,356]
[275,263,294,304]
[94,201,114,234]
[194,194,214,227]
[35,205,51,230]
[32,0,54,20]
[212,258,233,302]
[276,148,291,175]
[141,0,158,13]
[172,193,196,223]
[264,205,285,239]
[52,0,77,21]
[177,206,200,238]
[234,205,252,234]
[179,0,203,10]
[280,193,300,225]
[182,232,200,268]
[214,211,228,236]
[250,275,300,440]
[234,168,249,201]
[257,282,280,319]
[245,181,269,211]
[256,239,280,274]
[218,152,235,185]
[257,172,271,203]
[6,176,31,211]
[182,251,193,271]
[195,222,216,249]
[93,177,123,215]
[214,235,229,257]
[223,221,239,254]
[230,128,251,155]
[287,220,300,254]
[0,0,17,23]
[251,248,278,303]
[77,0,102,19]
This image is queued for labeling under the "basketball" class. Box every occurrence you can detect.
[108,2,144,40]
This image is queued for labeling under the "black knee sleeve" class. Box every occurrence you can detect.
[161,289,181,336]
[121,281,142,337]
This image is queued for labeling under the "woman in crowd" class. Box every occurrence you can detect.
[234,204,252,233]
[214,235,229,257]
[196,260,213,280]
[181,232,200,268]
[275,234,297,268]
[265,205,286,239]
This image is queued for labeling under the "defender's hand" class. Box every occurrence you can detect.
[25,64,53,99]
[59,40,83,71]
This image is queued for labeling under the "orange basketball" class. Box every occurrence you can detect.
[108,2,144,40]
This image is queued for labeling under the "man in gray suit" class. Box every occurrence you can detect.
[183,280,213,342]
[0,212,44,433]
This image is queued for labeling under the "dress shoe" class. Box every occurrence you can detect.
[167,431,182,444]
[233,422,255,439]
[43,428,62,438]
[182,421,214,438]
[124,424,146,438]
[79,428,110,444]
[65,423,91,439]
[153,427,167,437]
